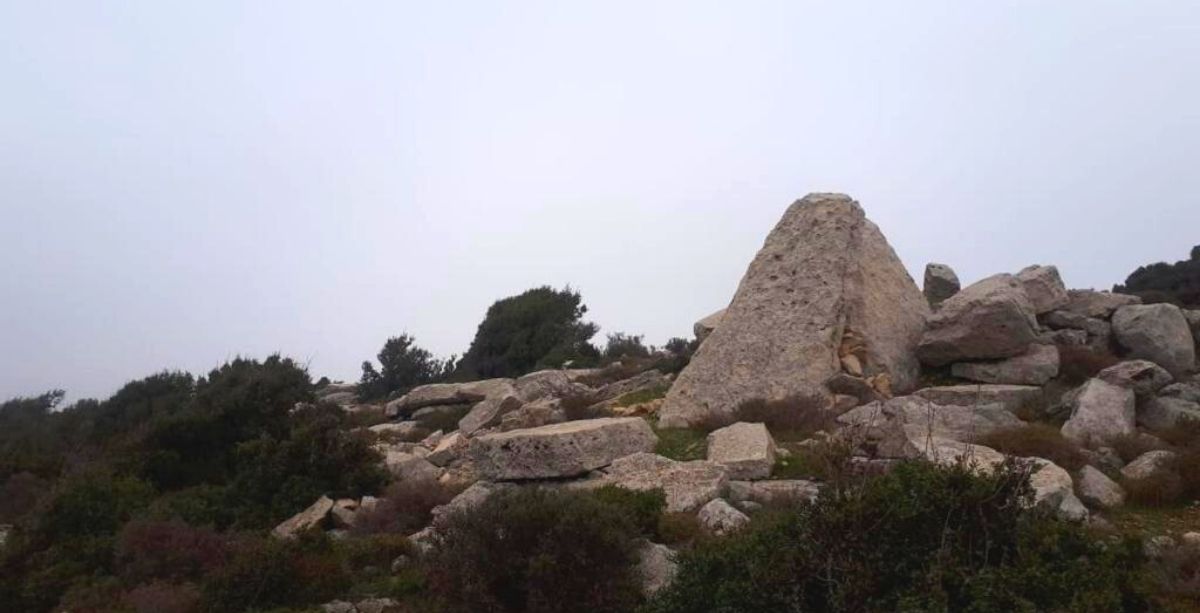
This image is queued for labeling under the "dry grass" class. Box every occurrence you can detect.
[697,394,836,442]
[1057,345,1120,385]
[1124,472,1185,507]
[975,424,1088,472]
[1111,433,1170,464]
[351,478,462,536]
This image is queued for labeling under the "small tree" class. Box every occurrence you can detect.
[358,334,447,400]
[603,333,651,362]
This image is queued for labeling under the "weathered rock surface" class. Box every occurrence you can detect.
[913,385,1043,415]
[1121,450,1178,481]
[331,499,359,529]
[1061,379,1136,446]
[470,417,657,480]
[427,431,469,467]
[0,524,9,549]
[368,421,424,440]
[727,480,820,506]
[951,344,1060,386]
[386,379,514,417]
[1097,360,1173,396]
[917,274,1039,366]
[693,309,726,344]
[838,396,1022,446]
[635,540,678,597]
[596,453,729,513]
[514,370,590,403]
[1076,465,1125,509]
[923,263,960,310]
[660,194,929,428]
[1138,396,1200,431]
[1161,382,1200,403]
[706,422,777,480]
[429,481,516,528]
[698,498,750,535]
[1027,459,1089,521]
[1112,304,1196,377]
[384,452,443,482]
[1015,265,1069,314]
[458,394,523,435]
[273,496,334,539]
[1062,290,1142,319]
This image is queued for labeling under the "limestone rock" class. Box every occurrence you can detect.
[1062,290,1142,319]
[1076,465,1125,509]
[693,309,726,344]
[698,499,750,535]
[386,379,514,418]
[1112,304,1197,377]
[951,344,1059,386]
[273,496,334,539]
[514,370,590,403]
[917,274,1039,366]
[706,422,777,480]
[356,598,402,613]
[458,394,523,435]
[322,601,356,613]
[1121,450,1178,481]
[919,436,1008,470]
[470,417,656,480]
[1045,329,1088,346]
[498,399,566,431]
[1060,379,1136,446]
[427,431,469,467]
[597,453,729,513]
[1016,265,1069,314]
[1097,360,1173,396]
[1185,309,1200,341]
[913,384,1043,415]
[1161,382,1200,403]
[368,421,424,441]
[330,499,360,529]
[838,396,1022,446]
[384,452,443,483]
[923,263,961,310]
[635,540,678,597]
[588,370,673,411]
[1138,396,1200,431]
[660,194,929,428]
[727,480,820,506]
[1027,459,1089,521]
[429,482,516,529]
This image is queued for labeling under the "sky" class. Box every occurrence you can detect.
[2,1,1198,402]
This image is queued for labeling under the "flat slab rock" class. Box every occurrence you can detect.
[951,344,1059,386]
[387,379,515,417]
[660,193,929,428]
[592,452,730,513]
[706,422,777,480]
[273,496,334,539]
[912,384,1043,415]
[469,417,657,480]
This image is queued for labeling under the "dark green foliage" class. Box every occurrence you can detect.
[1114,245,1200,307]
[590,486,667,538]
[456,286,600,379]
[644,460,1150,613]
[425,487,644,613]
[0,471,50,523]
[359,334,452,401]
[0,390,68,479]
[202,533,349,612]
[604,332,652,361]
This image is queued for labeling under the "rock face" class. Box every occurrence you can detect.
[951,344,1060,386]
[1015,265,1069,315]
[1076,465,1125,509]
[913,385,1042,415]
[923,263,961,310]
[470,417,657,480]
[1097,361,1173,397]
[1112,304,1196,377]
[660,194,930,428]
[693,309,726,344]
[273,496,334,539]
[706,422,777,480]
[917,274,1039,366]
[597,453,729,513]
[1062,290,1141,319]
[1060,379,1136,446]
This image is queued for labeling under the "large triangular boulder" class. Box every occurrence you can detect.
[659,194,929,428]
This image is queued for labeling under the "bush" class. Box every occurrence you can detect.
[976,424,1088,471]
[202,533,349,612]
[653,428,707,461]
[456,286,601,379]
[1114,245,1200,308]
[643,460,1150,613]
[122,581,202,613]
[1058,345,1121,385]
[358,334,452,401]
[352,478,460,536]
[603,333,651,362]
[729,394,836,441]
[425,488,645,613]
[115,520,229,583]
[0,471,49,523]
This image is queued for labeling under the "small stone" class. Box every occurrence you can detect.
[706,422,777,480]
[635,540,678,596]
[923,263,961,310]
[841,354,864,377]
[272,496,334,539]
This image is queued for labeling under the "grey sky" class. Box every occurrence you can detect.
[2,1,1198,401]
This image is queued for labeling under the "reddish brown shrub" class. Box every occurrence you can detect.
[116,519,229,583]
[351,478,460,535]
[976,424,1088,472]
[727,394,836,442]
[1057,345,1119,385]
[0,471,49,523]
[122,581,202,613]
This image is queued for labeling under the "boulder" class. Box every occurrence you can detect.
[430,481,516,527]
[693,309,726,344]
[1060,379,1136,446]
[427,431,469,467]
[1097,360,1173,396]
[660,194,929,428]
[1061,290,1142,319]
[498,399,566,431]
[1185,309,1200,341]
[514,370,590,403]
[1138,396,1200,431]
[912,384,1043,415]
[697,499,750,535]
[923,263,961,310]
[591,370,672,407]
[368,421,424,441]
[330,499,359,529]
[322,601,356,613]
[386,379,514,418]
[273,496,334,539]
[1027,459,1089,521]
[838,395,1022,445]
[727,480,820,506]
[356,599,402,613]
[470,417,657,480]
[635,540,678,597]
[1043,309,1112,335]
[1160,382,1200,403]
[917,274,1040,366]
[951,344,1060,386]
[706,422,777,480]
[1015,265,1069,314]
[1044,329,1089,347]
[1121,450,1178,481]
[384,452,443,483]
[919,436,1008,470]
[1112,304,1196,377]
[457,394,523,435]
[597,452,729,513]
[1076,465,1125,509]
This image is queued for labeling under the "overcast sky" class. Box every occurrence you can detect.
[3,1,1198,401]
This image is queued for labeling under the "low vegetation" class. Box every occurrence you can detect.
[976,423,1088,471]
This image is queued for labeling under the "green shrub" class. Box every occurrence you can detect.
[643,460,1150,613]
[653,428,707,461]
[603,333,652,362]
[425,488,644,613]
[590,486,666,538]
[202,533,349,612]
[359,334,453,401]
